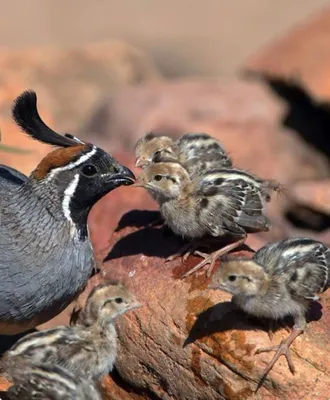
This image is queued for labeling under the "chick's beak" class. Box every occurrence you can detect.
[208,283,220,290]
[131,302,142,310]
[108,165,135,188]
[135,157,148,168]
[134,157,145,168]
[131,174,146,188]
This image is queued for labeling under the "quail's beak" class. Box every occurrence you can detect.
[135,157,147,168]
[108,165,135,188]
[208,283,229,294]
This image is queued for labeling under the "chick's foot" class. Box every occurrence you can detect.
[165,241,200,263]
[181,237,246,279]
[255,326,304,389]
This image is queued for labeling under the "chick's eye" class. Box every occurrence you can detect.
[228,275,236,282]
[115,297,123,304]
[82,164,98,176]
[154,175,162,181]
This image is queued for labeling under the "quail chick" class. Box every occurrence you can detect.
[134,162,279,278]
[4,282,141,381]
[209,237,330,382]
[0,91,135,335]
[134,132,233,175]
[5,360,101,400]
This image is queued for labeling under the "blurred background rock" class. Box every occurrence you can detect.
[1,2,330,399]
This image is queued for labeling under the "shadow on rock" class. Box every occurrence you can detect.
[184,302,265,347]
[104,225,182,261]
[185,300,323,347]
[106,209,253,262]
[115,210,163,232]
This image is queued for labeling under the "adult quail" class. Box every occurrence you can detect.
[134,162,279,278]
[209,237,330,383]
[3,281,141,381]
[134,132,233,175]
[0,91,135,335]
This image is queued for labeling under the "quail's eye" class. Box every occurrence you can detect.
[228,275,236,282]
[115,297,123,304]
[154,175,163,181]
[82,164,98,176]
[154,150,161,156]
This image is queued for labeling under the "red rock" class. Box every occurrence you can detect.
[289,179,330,215]
[0,40,161,132]
[0,375,11,391]
[245,6,330,99]
[81,78,285,150]
[34,168,330,399]
[50,228,330,400]
[0,40,161,175]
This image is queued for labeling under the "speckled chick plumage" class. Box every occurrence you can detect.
[211,237,330,321]
[134,132,233,175]
[4,282,140,381]
[6,360,102,400]
[136,161,278,240]
[210,237,330,379]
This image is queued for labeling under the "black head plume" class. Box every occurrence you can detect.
[64,133,86,144]
[12,90,85,147]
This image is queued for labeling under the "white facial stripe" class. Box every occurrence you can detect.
[46,146,97,182]
[62,174,80,223]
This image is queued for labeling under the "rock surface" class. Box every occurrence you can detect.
[28,166,328,400]
[289,179,330,215]
[97,231,330,400]
[245,6,330,100]
[0,40,160,174]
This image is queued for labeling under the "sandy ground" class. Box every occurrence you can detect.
[0,0,328,76]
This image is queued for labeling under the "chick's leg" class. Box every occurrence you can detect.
[181,236,247,279]
[165,240,201,263]
[267,320,291,341]
[255,320,305,389]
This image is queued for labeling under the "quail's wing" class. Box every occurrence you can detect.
[255,238,330,299]
[177,133,233,174]
[8,326,95,363]
[7,362,101,400]
[0,164,27,188]
[194,169,270,237]
[287,243,330,299]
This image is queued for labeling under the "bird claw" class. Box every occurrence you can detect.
[165,251,191,263]
[181,253,217,279]
[256,340,296,382]
[166,241,200,264]
[181,237,247,279]
[255,326,303,391]
[267,330,274,341]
